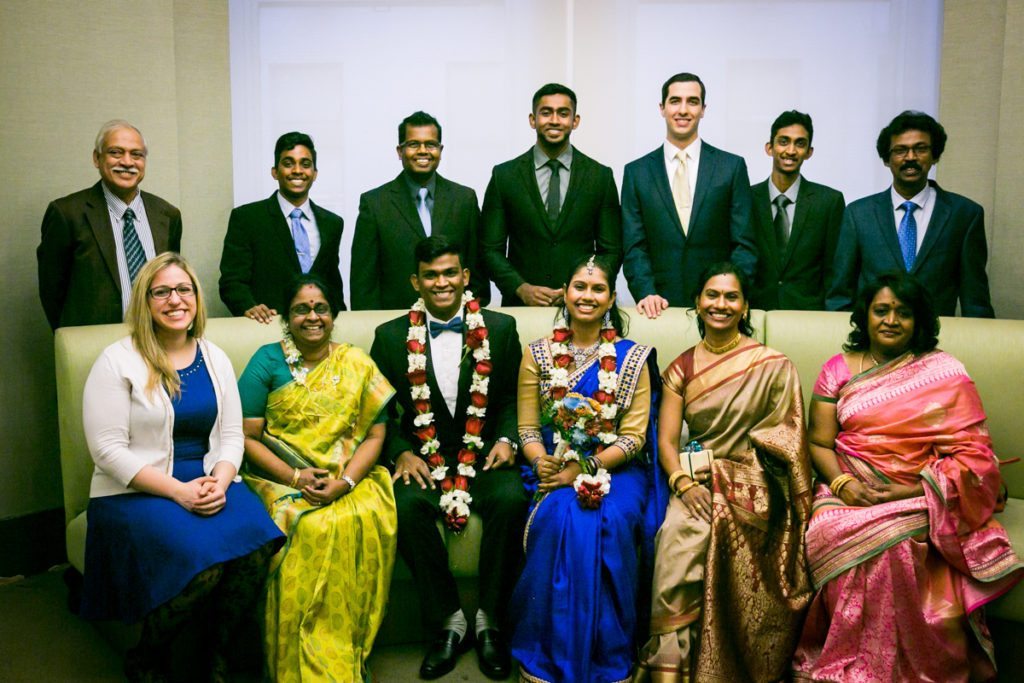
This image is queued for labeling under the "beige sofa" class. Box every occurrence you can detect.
[55,308,1024,640]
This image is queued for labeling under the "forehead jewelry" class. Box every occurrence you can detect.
[586,254,596,275]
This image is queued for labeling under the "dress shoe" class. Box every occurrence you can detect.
[419,629,472,680]
[475,628,512,680]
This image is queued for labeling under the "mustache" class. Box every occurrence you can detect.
[112,166,139,175]
[900,161,922,172]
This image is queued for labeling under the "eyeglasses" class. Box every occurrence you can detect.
[148,284,195,299]
[890,143,932,159]
[291,303,332,316]
[401,140,441,152]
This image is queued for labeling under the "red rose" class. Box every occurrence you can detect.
[409,310,425,325]
[465,326,489,349]
[474,359,493,376]
[600,328,617,342]
[470,391,488,408]
[465,416,484,436]
[414,424,436,442]
[444,512,468,534]
[465,299,481,313]
[551,386,567,400]
[553,354,572,368]
[601,419,615,433]
[552,328,573,343]
[600,356,617,372]
[414,399,431,413]
[407,339,425,354]
[454,475,469,490]
[428,454,445,468]
[407,369,428,385]
[441,477,454,492]
[593,389,609,404]
[576,481,605,510]
[457,448,477,464]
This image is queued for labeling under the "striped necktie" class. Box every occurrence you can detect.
[122,208,146,282]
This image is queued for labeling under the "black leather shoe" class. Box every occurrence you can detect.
[475,629,512,680]
[419,629,472,680]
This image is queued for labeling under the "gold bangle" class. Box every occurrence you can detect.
[667,470,689,492]
[830,473,854,495]
[290,468,301,488]
[675,481,698,498]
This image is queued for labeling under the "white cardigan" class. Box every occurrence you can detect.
[83,336,244,498]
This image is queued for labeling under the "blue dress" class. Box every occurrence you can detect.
[81,347,284,623]
[511,339,657,683]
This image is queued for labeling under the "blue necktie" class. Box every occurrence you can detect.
[122,208,146,283]
[289,208,313,273]
[897,201,918,271]
[417,187,432,236]
[428,317,464,338]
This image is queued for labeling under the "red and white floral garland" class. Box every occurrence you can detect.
[548,314,617,506]
[406,291,490,533]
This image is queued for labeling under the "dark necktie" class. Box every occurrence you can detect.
[122,208,146,283]
[773,195,792,250]
[546,159,561,221]
[289,208,313,273]
[428,317,464,338]
[897,201,918,271]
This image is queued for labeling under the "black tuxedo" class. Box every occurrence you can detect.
[350,172,486,310]
[480,146,621,305]
[37,182,182,329]
[621,142,756,306]
[218,192,346,315]
[370,308,528,628]
[749,177,844,310]
[826,181,994,317]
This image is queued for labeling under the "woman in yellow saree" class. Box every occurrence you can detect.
[238,275,397,682]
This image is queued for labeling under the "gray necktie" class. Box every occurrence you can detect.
[546,159,561,221]
[289,208,313,273]
[773,195,792,250]
[122,208,146,283]
[417,187,432,236]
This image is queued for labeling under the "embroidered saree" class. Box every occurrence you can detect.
[793,350,1023,682]
[239,343,397,683]
[512,338,654,683]
[637,342,814,683]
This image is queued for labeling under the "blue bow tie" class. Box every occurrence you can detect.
[428,317,464,338]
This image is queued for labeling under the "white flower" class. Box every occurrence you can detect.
[471,376,489,394]
[411,385,430,400]
[598,342,616,358]
[413,412,434,427]
[467,405,487,417]
[550,367,569,386]
[408,325,427,343]
[598,431,617,445]
[462,434,484,449]
[465,311,484,328]
[562,448,581,462]
[412,298,426,312]
[573,468,611,495]
[598,370,617,392]
[551,342,570,356]
[552,432,562,444]
[430,465,449,480]
[600,404,618,420]
[457,463,477,477]
[473,339,491,361]
[408,354,427,371]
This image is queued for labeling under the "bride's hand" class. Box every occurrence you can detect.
[534,454,564,481]
[537,461,582,492]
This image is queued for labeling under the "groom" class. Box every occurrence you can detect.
[370,236,528,679]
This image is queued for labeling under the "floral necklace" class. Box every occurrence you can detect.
[282,328,334,386]
[406,290,490,533]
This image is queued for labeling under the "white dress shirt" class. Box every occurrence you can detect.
[890,184,936,253]
[425,310,462,416]
[769,175,802,225]
[101,183,156,313]
[663,138,702,200]
[276,192,321,260]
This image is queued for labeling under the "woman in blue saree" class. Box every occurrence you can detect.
[512,254,655,683]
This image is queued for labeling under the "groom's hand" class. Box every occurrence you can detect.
[393,451,435,489]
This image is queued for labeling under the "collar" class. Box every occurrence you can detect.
[425,307,462,326]
[769,175,802,203]
[277,191,313,220]
[889,183,934,212]
[533,143,574,171]
[663,137,702,165]
[100,181,144,216]
[403,171,437,199]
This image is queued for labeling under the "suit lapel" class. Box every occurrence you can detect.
[140,191,172,252]
[388,175,428,240]
[266,194,302,271]
[85,183,122,293]
[689,144,717,236]
[783,180,815,271]
[871,192,905,267]
[647,149,684,235]
[752,181,778,269]
[431,174,453,236]
[913,184,950,271]
[556,148,584,232]
[516,150,555,235]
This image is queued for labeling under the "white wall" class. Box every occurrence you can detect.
[229,0,942,305]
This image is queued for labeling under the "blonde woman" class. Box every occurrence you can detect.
[80,252,283,682]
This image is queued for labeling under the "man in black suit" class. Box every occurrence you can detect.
[622,72,756,318]
[750,111,844,310]
[37,119,182,329]
[370,236,527,679]
[351,111,487,310]
[827,111,994,317]
[481,83,621,306]
[219,132,346,320]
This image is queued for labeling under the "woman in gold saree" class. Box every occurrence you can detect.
[238,275,397,682]
[636,262,814,682]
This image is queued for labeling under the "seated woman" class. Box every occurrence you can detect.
[636,261,813,682]
[511,254,654,683]
[80,252,284,682]
[793,272,1023,682]
[238,274,397,683]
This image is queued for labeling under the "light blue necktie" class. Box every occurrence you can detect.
[122,208,146,283]
[897,200,918,271]
[289,208,313,273]
[417,187,432,236]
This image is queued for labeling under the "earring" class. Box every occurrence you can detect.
[602,310,612,329]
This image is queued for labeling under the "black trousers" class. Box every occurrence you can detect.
[393,466,529,631]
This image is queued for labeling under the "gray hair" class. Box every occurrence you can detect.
[93,119,148,156]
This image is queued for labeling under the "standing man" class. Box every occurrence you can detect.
[37,120,182,329]
[370,237,527,680]
[621,72,756,318]
[827,111,994,317]
[480,83,621,306]
[219,132,346,320]
[351,111,486,310]
[750,111,844,310]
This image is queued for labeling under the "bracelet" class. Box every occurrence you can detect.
[592,454,605,471]
[675,481,698,498]
[830,473,855,496]
[341,474,357,490]
[667,470,689,492]
[290,468,300,488]
[531,458,542,474]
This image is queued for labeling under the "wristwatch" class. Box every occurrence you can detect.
[497,436,519,454]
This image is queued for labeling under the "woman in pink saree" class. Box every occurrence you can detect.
[793,272,1023,682]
